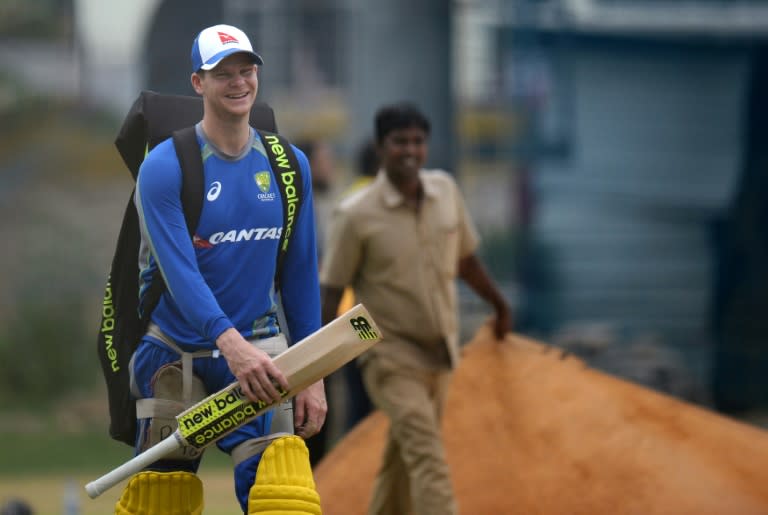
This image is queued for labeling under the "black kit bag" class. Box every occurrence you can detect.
[96,90,303,446]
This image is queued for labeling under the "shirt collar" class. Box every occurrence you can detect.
[378,169,439,208]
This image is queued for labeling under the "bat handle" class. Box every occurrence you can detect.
[84,433,183,499]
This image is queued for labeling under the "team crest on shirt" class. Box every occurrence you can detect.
[254,171,276,200]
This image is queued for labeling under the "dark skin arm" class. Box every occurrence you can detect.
[458,253,512,340]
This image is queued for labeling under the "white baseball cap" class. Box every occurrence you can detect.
[191,24,263,72]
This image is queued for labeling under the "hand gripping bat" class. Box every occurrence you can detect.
[85,303,381,499]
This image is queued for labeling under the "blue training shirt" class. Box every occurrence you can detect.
[135,124,321,351]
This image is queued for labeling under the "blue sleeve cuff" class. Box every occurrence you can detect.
[208,316,235,344]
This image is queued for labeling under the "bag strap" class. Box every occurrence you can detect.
[256,130,304,292]
[172,126,205,236]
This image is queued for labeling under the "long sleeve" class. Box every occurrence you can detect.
[135,139,232,343]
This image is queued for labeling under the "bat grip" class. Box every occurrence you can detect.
[84,433,183,499]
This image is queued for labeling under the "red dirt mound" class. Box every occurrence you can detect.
[315,326,768,514]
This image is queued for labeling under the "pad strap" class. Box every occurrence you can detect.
[135,398,185,419]
[146,323,215,406]
[231,432,292,467]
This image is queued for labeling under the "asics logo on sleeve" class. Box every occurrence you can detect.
[193,226,283,248]
[207,181,223,201]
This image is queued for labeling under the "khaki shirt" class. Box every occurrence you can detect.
[320,169,479,369]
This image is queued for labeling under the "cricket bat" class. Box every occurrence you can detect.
[85,303,381,499]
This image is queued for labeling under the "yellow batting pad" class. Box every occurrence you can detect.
[115,471,203,515]
[248,435,322,514]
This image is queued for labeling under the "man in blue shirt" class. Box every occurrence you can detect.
[117,24,326,514]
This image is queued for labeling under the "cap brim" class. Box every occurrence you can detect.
[199,49,264,70]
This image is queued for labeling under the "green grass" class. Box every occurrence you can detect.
[0,471,240,515]
[0,428,233,476]
[0,420,241,514]
[0,430,129,476]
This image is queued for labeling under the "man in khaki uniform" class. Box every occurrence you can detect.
[320,102,512,515]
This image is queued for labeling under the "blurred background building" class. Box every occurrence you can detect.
[2,0,768,422]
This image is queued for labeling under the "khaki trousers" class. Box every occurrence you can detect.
[361,355,458,515]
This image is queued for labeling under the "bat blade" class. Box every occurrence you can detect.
[85,303,381,499]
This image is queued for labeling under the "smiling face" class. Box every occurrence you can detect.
[191,52,259,121]
[377,125,429,184]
